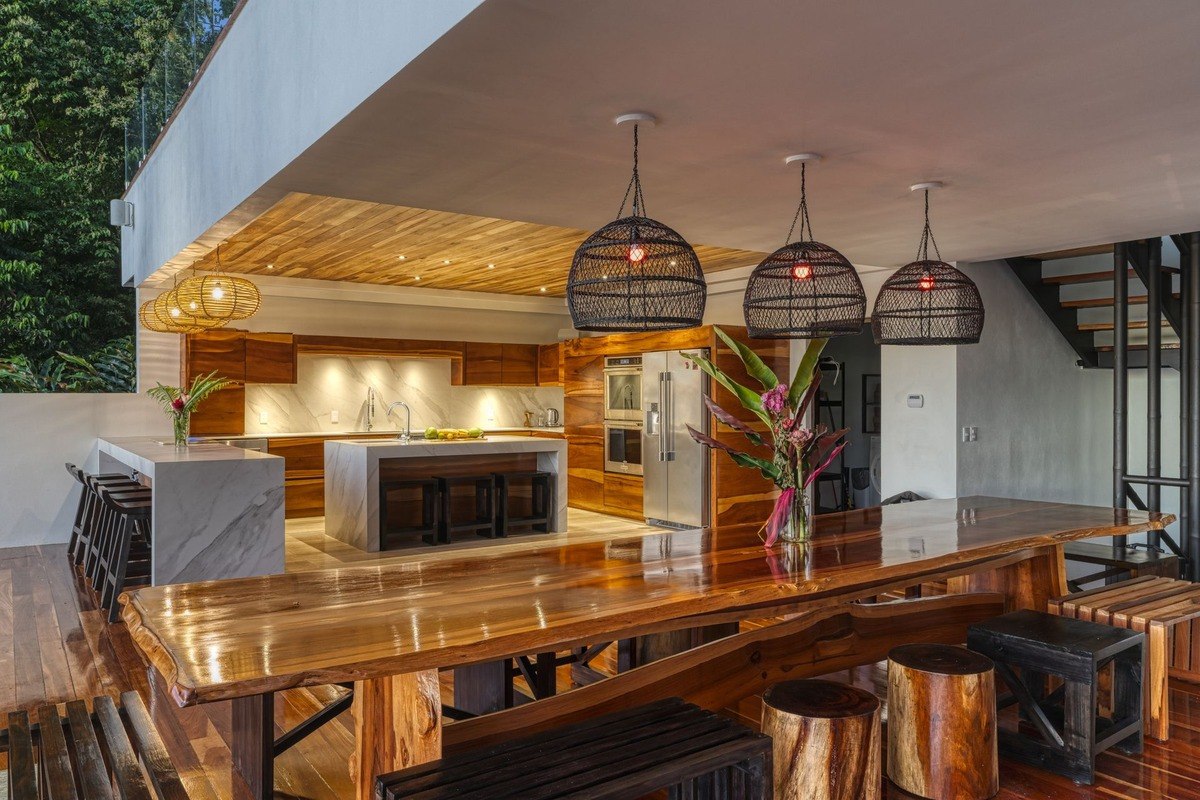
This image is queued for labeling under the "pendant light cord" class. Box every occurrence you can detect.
[785,162,814,244]
[916,189,942,262]
[617,124,648,219]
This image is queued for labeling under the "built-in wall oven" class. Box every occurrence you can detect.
[604,421,643,475]
[604,355,643,421]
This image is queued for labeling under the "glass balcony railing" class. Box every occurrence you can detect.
[124,0,238,185]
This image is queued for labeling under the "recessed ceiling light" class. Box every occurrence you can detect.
[487,263,495,269]
[414,275,421,281]
[540,287,547,293]
[266,264,274,270]
[443,259,451,265]
[397,255,406,260]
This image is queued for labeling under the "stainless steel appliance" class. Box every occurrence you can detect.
[603,356,642,421]
[604,421,643,475]
[546,407,561,426]
[641,349,709,529]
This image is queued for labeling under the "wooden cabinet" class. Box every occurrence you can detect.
[538,343,563,386]
[244,332,297,383]
[183,330,245,382]
[604,472,643,519]
[462,342,540,385]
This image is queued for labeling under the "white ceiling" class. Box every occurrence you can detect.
[270,0,1200,270]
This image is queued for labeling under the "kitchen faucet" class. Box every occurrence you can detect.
[385,400,412,442]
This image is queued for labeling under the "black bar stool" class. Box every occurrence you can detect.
[493,471,554,536]
[81,474,143,580]
[379,478,440,548]
[95,484,152,622]
[435,475,496,542]
[65,465,136,567]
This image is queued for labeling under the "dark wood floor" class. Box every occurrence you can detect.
[6,542,1200,799]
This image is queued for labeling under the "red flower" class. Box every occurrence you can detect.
[171,397,185,411]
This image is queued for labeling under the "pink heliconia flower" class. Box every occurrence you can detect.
[761,385,788,415]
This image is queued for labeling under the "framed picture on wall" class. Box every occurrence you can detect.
[862,373,881,434]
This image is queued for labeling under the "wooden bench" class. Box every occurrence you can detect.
[1062,541,1180,591]
[1,691,213,800]
[1049,575,1200,740]
[375,697,771,799]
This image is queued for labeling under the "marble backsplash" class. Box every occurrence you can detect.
[245,355,564,434]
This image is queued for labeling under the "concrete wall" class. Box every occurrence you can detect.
[121,0,483,285]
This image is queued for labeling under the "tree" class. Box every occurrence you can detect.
[0,0,178,375]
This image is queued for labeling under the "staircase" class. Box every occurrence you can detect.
[1006,238,1184,369]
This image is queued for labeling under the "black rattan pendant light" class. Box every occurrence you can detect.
[567,113,706,332]
[743,154,866,338]
[872,182,984,345]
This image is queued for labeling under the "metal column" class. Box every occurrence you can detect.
[1188,233,1200,579]
[1113,242,1129,549]
[1146,239,1162,549]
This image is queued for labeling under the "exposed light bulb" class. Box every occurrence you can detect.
[169,307,181,317]
[188,300,198,311]
[918,274,936,291]
[211,285,225,300]
[628,244,646,264]
[791,262,813,281]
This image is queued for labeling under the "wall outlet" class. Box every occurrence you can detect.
[258,411,268,425]
[906,394,924,408]
[331,409,339,424]
[961,426,979,442]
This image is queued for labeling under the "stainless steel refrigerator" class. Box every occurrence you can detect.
[641,349,710,529]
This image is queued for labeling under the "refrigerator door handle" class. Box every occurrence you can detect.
[664,372,675,460]
[659,373,669,462]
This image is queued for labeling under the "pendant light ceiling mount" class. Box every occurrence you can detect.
[742,153,867,339]
[566,110,706,332]
[871,181,984,346]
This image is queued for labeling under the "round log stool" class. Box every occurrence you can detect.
[887,644,998,800]
[762,679,881,800]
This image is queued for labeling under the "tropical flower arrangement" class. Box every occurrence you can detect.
[684,328,847,547]
[147,371,233,447]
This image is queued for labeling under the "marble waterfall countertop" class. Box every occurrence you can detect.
[97,437,285,585]
[324,435,568,551]
[192,427,565,441]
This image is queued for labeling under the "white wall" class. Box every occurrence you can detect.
[881,343,958,499]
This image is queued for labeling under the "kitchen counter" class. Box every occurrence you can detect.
[195,427,565,441]
[97,437,285,584]
[324,435,568,551]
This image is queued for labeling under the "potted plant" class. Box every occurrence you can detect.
[684,328,847,547]
[147,371,233,447]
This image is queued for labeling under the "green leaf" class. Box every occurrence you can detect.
[686,424,780,481]
[786,338,829,410]
[713,326,778,391]
[682,351,770,426]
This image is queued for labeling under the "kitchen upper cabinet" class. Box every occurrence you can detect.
[462,342,540,385]
[538,342,563,386]
[245,332,297,383]
[183,330,245,383]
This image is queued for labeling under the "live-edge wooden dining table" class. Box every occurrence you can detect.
[120,496,1172,800]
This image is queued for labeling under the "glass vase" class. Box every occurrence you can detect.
[172,411,191,448]
[777,489,812,544]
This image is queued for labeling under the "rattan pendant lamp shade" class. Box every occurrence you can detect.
[175,245,261,322]
[567,114,706,332]
[743,155,866,338]
[139,275,227,334]
[871,183,984,345]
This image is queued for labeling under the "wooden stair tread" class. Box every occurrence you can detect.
[1062,292,1180,310]
[1095,342,1181,352]
[1078,319,1175,332]
[1043,268,1137,285]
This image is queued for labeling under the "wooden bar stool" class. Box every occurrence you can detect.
[493,470,554,536]
[968,609,1143,785]
[96,485,152,621]
[887,644,998,800]
[67,466,137,568]
[1048,575,1200,740]
[761,679,880,800]
[435,475,496,542]
[379,478,440,548]
[82,475,143,582]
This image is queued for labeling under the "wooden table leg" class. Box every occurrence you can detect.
[231,692,274,800]
[352,670,441,800]
[949,544,1068,612]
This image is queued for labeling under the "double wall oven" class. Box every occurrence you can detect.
[603,356,643,475]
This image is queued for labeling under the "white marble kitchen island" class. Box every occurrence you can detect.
[325,435,567,551]
[97,437,285,584]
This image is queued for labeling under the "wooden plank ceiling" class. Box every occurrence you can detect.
[193,192,768,297]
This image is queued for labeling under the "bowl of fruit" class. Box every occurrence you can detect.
[423,427,485,441]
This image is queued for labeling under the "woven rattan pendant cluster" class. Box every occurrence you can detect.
[743,155,866,339]
[138,245,261,334]
[872,183,984,345]
[567,113,706,332]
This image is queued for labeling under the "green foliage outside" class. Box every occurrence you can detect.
[0,0,180,392]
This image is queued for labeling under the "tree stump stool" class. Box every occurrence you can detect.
[761,679,881,800]
[887,644,998,800]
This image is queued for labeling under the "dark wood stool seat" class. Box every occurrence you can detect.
[493,470,553,536]
[761,679,881,800]
[1,690,209,799]
[96,485,153,622]
[375,697,771,799]
[67,466,137,568]
[968,609,1144,785]
[886,644,997,799]
[435,475,496,541]
[380,478,440,548]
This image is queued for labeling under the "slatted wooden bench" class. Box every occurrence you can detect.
[1049,575,1200,741]
[375,697,772,799]
[1,691,213,800]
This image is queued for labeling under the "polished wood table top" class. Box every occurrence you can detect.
[121,496,1171,706]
